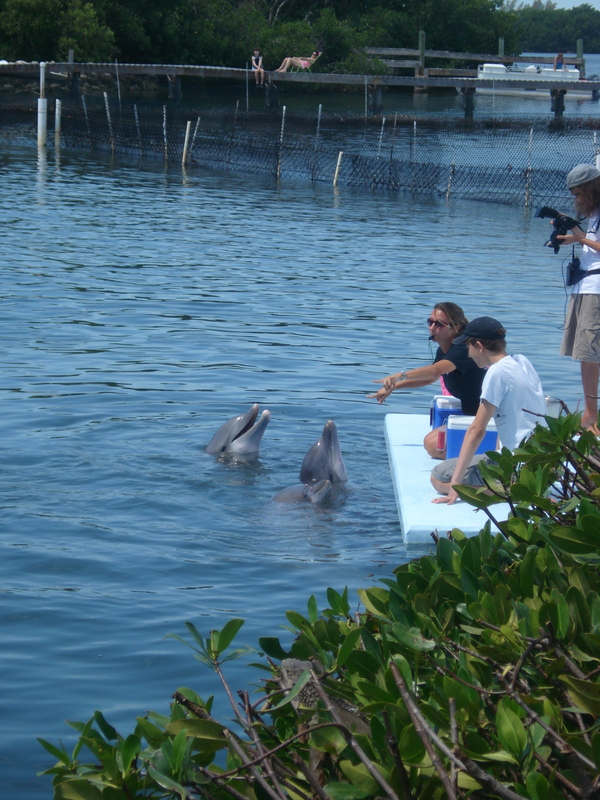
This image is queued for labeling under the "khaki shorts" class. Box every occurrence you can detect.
[431,453,490,486]
[561,294,600,362]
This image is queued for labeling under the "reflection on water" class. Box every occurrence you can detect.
[0,139,583,796]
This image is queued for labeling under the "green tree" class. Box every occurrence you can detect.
[58,0,115,61]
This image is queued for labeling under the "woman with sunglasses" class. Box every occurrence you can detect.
[367,302,486,458]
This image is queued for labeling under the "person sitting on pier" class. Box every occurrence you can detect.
[251,48,265,87]
[367,302,486,459]
[430,316,545,505]
[274,52,321,73]
[554,52,565,70]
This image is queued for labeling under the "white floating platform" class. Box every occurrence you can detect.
[384,414,511,544]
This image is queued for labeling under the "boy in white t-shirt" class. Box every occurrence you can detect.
[431,316,546,505]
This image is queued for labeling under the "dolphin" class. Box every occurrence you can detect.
[299,420,348,485]
[206,404,271,456]
[272,479,332,504]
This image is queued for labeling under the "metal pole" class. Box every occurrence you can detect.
[37,62,47,148]
[54,99,61,148]
[364,76,368,122]
[333,151,343,186]
[182,120,192,165]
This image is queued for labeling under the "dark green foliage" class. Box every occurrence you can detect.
[0,0,521,68]
[515,3,600,55]
[40,413,600,798]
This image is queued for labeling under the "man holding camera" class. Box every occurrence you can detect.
[558,164,600,433]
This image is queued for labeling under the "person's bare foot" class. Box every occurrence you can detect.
[581,413,600,435]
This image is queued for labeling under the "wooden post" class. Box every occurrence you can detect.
[333,151,343,186]
[37,62,47,149]
[245,62,249,112]
[189,116,200,160]
[276,105,286,179]
[446,162,455,202]
[498,37,504,58]
[163,105,168,161]
[134,103,142,156]
[115,59,122,113]
[577,39,585,78]
[418,31,426,73]
[104,91,114,153]
[81,94,92,149]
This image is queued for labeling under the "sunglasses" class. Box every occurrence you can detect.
[427,318,452,329]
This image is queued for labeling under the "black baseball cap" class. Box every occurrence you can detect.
[454,316,505,344]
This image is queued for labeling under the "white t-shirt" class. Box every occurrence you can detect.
[572,213,600,295]
[481,354,545,451]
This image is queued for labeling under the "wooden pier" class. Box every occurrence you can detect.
[1,58,598,118]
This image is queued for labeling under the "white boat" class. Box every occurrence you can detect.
[476,63,599,100]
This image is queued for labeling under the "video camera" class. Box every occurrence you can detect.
[535,206,580,253]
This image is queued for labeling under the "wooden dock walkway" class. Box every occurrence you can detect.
[1,60,599,95]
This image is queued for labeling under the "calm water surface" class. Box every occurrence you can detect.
[0,140,582,796]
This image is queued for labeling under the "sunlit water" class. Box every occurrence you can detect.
[0,139,584,796]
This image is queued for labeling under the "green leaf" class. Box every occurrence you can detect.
[166,719,227,742]
[215,619,245,653]
[324,782,371,800]
[92,711,118,742]
[560,675,600,716]
[258,637,290,660]
[120,734,140,775]
[183,621,205,649]
[496,700,527,760]
[398,724,426,765]
[37,738,71,766]
[308,595,319,624]
[268,669,312,711]
[336,626,363,668]
[339,760,380,793]
[54,780,104,800]
[147,766,188,800]
[310,725,348,755]
[391,624,436,652]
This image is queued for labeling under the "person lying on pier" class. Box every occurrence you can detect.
[274,52,321,73]
[430,316,545,505]
[251,48,265,86]
[367,302,486,459]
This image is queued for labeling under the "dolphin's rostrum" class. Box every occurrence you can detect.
[206,404,271,456]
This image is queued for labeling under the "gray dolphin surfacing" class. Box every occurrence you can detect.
[272,420,347,504]
[299,420,348,485]
[206,404,271,456]
[272,479,332,504]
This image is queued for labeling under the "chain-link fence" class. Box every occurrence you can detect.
[4,84,600,207]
